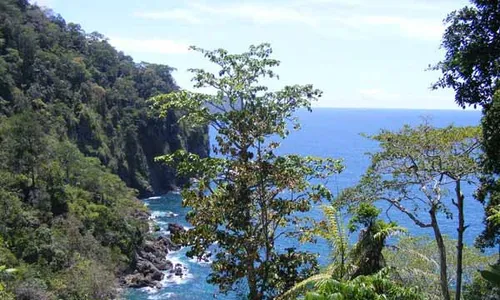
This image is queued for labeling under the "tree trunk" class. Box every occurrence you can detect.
[455,180,465,300]
[430,208,451,300]
[247,259,260,300]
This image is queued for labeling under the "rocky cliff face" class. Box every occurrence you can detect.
[0,1,209,198]
[138,113,209,197]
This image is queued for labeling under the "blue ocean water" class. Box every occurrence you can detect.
[126,108,482,300]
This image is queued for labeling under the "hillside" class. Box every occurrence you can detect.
[0,0,207,298]
[0,0,209,197]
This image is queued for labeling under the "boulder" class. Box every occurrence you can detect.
[168,223,185,237]
[173,263,184,277]
[157,235,181,251]
[123,272,162,289]
[136,260,165,282]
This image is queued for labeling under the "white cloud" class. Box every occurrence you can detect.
[355,16,444,40]
[134,9,201,24]
[136,3,319,27]
[108,38,191,55]
[132,1,450,41]
[192,3,318,26]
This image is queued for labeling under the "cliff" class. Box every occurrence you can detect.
[0,0,208,197]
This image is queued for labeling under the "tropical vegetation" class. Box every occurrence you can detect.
[0,0,499,299]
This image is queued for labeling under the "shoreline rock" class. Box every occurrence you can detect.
[121,223,186,289]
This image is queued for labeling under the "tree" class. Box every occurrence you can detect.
[279,203,404,300]
[338,123,481,300]
[151,43,343,299]
[432,0,500,256]
[384,235,496,300]
[432,0,500,109]
[347,203,405,278]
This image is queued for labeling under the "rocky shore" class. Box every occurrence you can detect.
[122,210,187,289]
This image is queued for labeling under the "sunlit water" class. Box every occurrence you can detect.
[126,108,482,299]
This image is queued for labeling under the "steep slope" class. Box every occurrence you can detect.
[0,0,209,197]
[0,0,208,298]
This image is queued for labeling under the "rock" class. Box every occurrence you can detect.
[143,240,166,254]
[124,230,186,289]
[136,260,165,282]
[123,271,163,289]
[174,263,184,277]
[157,235,181,251]
[155,259,173,271]
[168,223,185,237]
[138,250,172,271]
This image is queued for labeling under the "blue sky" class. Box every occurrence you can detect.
[35,0,472,109]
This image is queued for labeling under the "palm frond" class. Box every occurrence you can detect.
[277,273,332,300]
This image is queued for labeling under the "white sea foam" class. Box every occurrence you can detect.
[156,220,168,226]
[150,211,163,219]
[146,196,162,200]
[189,255,212,265]
[164,211,179,218]
[148,292,174,299]
[150,211,179,219]
[162,253,192,285]
[141,286,160,294]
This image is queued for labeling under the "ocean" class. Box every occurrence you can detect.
[126,108,482,300]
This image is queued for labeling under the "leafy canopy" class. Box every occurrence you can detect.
[152,43,343,299]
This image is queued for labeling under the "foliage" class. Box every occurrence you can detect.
[347,203,405,278]
[338,123,482,300]
[480,263,500,286]
[432,0,500,254]
[302,268,424,300]
[384,235,496,299]
[0,112,150,298]
[432,0,500,109]
[152,43,343,299]
[280,203,404,299]
[464,263,500,300]
[0,0,207,297]
[476,89,500,250]
[302,205,352,280]
[0,0,207,197]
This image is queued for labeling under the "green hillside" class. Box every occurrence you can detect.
[0,0,207,298]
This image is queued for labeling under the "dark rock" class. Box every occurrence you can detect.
[173,263,184,277]
[157,235,181,251]
[138,116,209,198]
[123,271,163,289]
[168,223,185,237]
[136,260,165,282]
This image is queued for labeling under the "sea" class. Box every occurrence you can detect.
[126,108,483,300]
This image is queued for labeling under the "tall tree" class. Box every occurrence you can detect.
[151,44,343,299]
[338,123,481,300]
[432,0,500,257]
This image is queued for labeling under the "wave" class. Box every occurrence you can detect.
[150,211,179,220]
[163,252,193,285]
[145,196,162,200]
[147,292,174,299]
[188,256,212,265]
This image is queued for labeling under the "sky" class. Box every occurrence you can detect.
[34,0,473,110]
